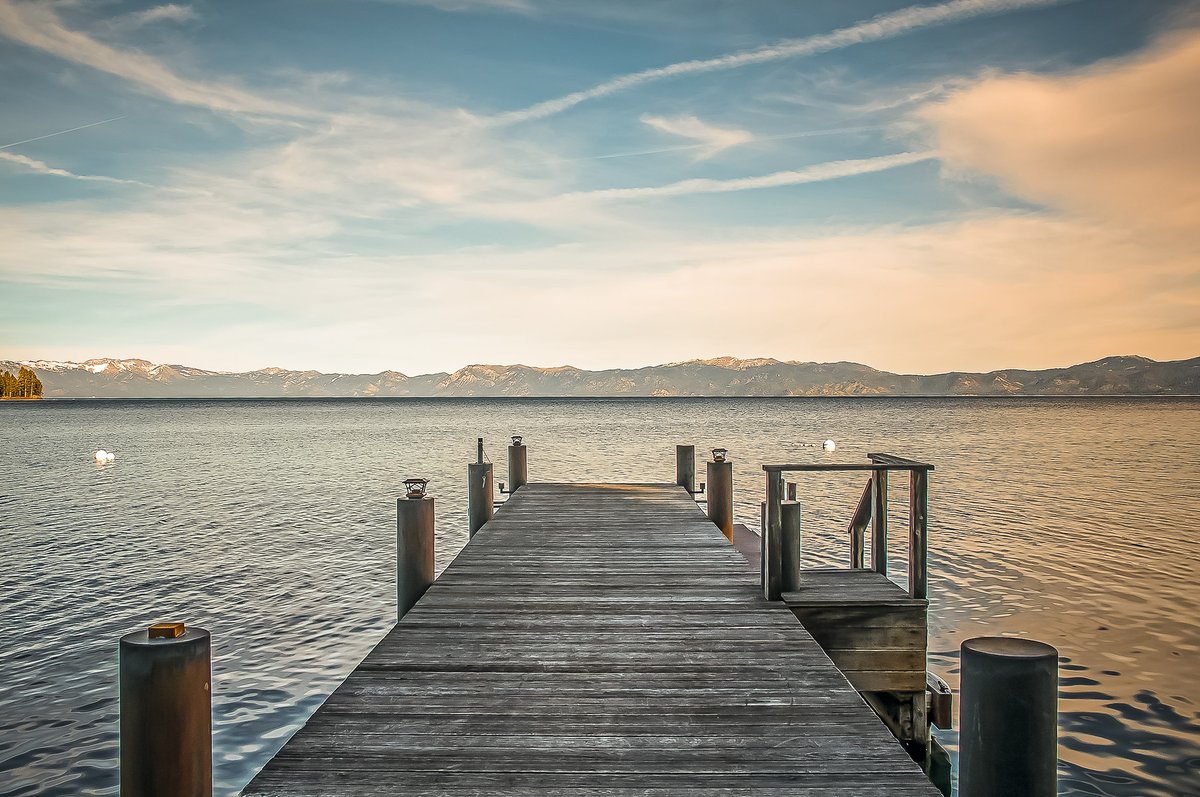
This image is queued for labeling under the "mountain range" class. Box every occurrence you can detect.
[2,355,1197,398]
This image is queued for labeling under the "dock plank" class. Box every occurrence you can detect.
[243,483,938,796]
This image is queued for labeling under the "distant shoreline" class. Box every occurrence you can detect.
[0,396,42,402]
[6,354,1195,399]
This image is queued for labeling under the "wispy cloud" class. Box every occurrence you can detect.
[111,4,197,31]
[565,150,936,201]
[639,114,752,159]
[0,150,145,185]
[0,0,314,119]
[494,0,1073,123]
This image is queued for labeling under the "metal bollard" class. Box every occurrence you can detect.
[467,438,493,538]
[706,451,733,542]
[120,623,212,797]
[960,636,1059,797]
[397,495,435,620]
[675,445,695,494]
[780,501,801,592]
[508,436,528,493]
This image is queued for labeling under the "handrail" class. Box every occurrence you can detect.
[847,479,872,569]
[868,452,933,468]
[760,453,931,601]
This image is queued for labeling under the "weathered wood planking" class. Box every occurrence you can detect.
[784,568,929,694]
[243,483,939,796]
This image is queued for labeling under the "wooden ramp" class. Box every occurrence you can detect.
[243,483,939,796]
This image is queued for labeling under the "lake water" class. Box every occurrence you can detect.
[1,397,1198,796]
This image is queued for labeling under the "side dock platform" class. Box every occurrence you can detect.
[243,483,940,795]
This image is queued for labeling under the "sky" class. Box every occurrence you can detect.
[0,0,1197,376]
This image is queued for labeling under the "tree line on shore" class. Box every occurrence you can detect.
[1,367,43,398]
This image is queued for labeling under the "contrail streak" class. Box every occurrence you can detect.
[494,0,1075,124]
[564,150,938,201]
[0,115,125,150]
[585,126,885,161]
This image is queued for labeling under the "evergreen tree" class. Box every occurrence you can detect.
[0,368,42,398]
[16,367,34,398]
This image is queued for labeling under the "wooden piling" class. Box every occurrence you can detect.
[763,470,784,600]
[960,637,1059,797]
[705,456,733,542]
[780,501,801,592]
[120,624,212,797]
[909,468,928,599]
[508,437,528,493]
[872,470,888,575]
[397,496,434,619]
[467,438,493,538]
[675,445,695,494]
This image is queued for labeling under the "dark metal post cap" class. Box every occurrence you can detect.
[121,626,210,647]
[962,636,1059,660]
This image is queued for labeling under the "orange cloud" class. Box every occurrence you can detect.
[921,28,1200,232]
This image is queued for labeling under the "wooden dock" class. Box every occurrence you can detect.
[243,482,940,795]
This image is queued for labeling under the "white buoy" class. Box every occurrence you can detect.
[823,439,836,451]
[94,449,115,463]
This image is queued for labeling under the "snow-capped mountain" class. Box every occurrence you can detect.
[1,355,1196,398]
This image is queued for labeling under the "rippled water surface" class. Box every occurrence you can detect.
[1,397,1198,796]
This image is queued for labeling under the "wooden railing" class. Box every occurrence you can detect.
[761,453,933,601]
